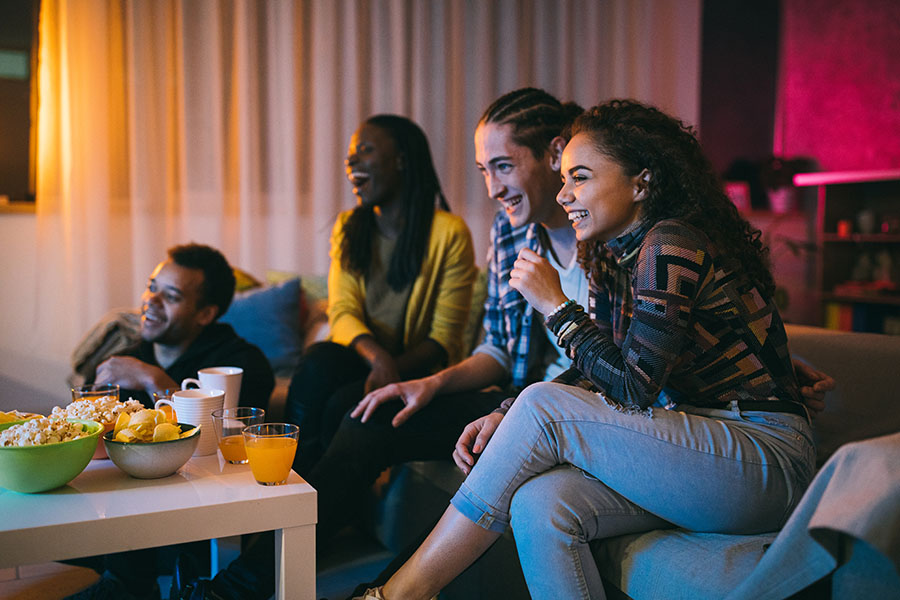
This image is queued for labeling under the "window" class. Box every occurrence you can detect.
[0,0,39,206]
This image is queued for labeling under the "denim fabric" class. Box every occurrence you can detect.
[451,382,816,599]
[510,465,671,599]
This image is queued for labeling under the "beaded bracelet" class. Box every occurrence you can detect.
[546,298,575,320]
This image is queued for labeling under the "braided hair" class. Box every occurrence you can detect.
[572,100,775,297]
[479,87,584,158]
[340,115,449,291]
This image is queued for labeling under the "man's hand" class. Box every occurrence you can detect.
[94,356,176,392]
[453,412,504,475]
[793,359,835,419]
[352,376,440,428]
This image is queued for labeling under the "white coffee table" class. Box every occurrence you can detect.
[0,455,316,600]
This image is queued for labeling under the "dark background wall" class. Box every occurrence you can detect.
[0,0,36,202]
[699,0,781,177]
[779,0,900,171]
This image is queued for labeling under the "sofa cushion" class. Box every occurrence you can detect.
[219,277,303,376]
[593,529,775,600]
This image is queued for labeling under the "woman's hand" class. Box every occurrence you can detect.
[508,248,568,315]
[364,356,401,395]
[351,334,402,394]
[453,412,504,475]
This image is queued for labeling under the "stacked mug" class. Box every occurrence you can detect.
[155,389,224,457]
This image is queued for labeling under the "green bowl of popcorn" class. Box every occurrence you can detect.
[0,418,102,493]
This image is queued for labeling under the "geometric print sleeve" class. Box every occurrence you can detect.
[548,222,714,410]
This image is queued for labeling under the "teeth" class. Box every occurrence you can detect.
[143,312,162,323]
[349,171,370,187]
[568,210,589,223]
[502,196,522,210]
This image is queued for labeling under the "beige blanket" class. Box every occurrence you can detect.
[727,431,900,599]
[68,308,142,387]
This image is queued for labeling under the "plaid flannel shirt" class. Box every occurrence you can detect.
[477,211,545,391]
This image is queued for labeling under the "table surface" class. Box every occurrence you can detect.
[0,455,317,599]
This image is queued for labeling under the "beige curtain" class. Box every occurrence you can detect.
[31,0,701,364]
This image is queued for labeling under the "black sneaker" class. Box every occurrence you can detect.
[176,578,229,600]
[65,570,160,600]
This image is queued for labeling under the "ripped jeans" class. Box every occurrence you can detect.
[450,382,816,600]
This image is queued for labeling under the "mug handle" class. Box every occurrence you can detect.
[154,398,178,423]
[182,377,202,390]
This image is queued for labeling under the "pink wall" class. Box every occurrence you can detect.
[778,0,900,170]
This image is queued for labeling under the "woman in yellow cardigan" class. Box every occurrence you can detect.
[286,114,477,476]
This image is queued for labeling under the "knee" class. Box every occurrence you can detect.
[510,470,587,541]
[291,342,345,381]
[509,381,564,419]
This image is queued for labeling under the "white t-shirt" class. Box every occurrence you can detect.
[542,250,589,381]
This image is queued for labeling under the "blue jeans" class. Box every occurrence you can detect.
[451,381,816,599]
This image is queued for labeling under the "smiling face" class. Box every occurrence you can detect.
[557,132,645,243]
[474,122,568,229]
[140,260,216,347]
[345,123,404,210]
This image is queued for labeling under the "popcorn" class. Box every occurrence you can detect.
[51,396,144,425]
[0,417,91,447]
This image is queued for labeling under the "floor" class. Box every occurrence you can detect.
[0,528,393,600]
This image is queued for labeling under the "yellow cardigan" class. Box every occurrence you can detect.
[327,209,477,366]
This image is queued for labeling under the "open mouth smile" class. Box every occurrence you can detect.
[348,171,371,188]
[568,210,589,224]
[501,195,522,211]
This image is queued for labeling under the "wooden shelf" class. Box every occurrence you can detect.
[823,293,900,306]
[794,169,900,187]
[823,233,900,243]
[804,170,900,333]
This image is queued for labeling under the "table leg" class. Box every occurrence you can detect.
[275,524,315,600]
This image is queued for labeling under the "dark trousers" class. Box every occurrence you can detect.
[211,386,507,600]
[285,341,371,476]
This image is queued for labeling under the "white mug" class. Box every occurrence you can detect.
[156,388,225,457]
[181,366,243,409]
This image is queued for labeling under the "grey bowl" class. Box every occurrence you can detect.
[104,423,200,479]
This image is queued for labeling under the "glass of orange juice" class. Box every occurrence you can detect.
[242,423,299,485]
[211,407,266,464]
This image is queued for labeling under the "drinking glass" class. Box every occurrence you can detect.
[242,423,299,486]
[71,383,120,404]
[71,383,120,459]
[211,407,266,464]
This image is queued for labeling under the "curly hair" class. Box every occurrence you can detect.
[340,115,449,291]
[571,99,775,297]
[480,87,584,158]
[168,243,236,320]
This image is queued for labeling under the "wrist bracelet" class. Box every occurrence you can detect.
[547,298,575,320]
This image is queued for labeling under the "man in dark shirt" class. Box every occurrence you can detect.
[92,243,273,410]
[67,244,274,600]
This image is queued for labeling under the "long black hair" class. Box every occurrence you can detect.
[572,100,775,297]
[340,115,449,290]
[479,87,584,158]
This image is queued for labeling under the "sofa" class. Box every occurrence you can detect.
[353,324,900,600]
